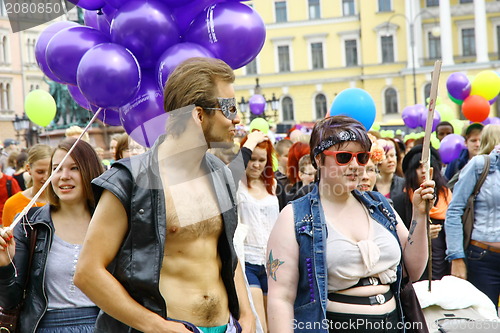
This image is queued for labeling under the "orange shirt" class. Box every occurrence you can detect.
[2,192,46,227]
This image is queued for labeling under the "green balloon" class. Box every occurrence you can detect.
[24,89,57,127]
[449,119,465,135]
[249,118,269,134]
[435,104,455,122]
[448,92,464,106]
[370,122,381,131]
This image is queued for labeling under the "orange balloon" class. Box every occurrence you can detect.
[462,95,490,122]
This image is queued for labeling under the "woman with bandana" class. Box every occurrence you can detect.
[266,116,435,333]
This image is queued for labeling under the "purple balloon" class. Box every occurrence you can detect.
[46,26,110,85]
[35,21,79,83]
[104,0,131,8]
[401,105,420,129]
[249,94,266,115]
[68,0,106,10]
[483,117,500,125]
[77,43,141,109]
[439,134,466,164]
[172,0,223,36]
[83,10,98,29]
[111,0,180,69]
[68,85,121,126]
[420,108,441,132]
[120,72,167,147]
[489,95,498,105]
[185,2,266,69]
[446,72,471,101]
[162,0,195,7]
[156,43,214,89]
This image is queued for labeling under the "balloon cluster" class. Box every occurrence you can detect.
[401,97,455,131]
[35,0,266,146]
[446,70,500,123]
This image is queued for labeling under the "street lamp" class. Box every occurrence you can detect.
[385,10,440,105]
[12,113,38,147]
[238,78,279,125]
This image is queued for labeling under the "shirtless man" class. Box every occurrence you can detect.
[75,58,260,332]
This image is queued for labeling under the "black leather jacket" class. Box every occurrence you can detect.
[91,137,240,332]
[0,205,54,333]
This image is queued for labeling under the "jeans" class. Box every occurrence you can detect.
[467,244,500,310]
[37,306,99,333]
[245,262,268,293]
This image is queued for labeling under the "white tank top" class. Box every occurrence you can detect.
[237,181,279,265]
[326,216,400,292]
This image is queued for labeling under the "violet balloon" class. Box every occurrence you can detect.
[111,0,180,69]
[162,0,195,7]
[439,134,466,164]
[77,43,141,109]
[172,0,222,36]
[83,9,99,29]
[156,43,214,89]
[249,94,266,115]
[104,0,131,8]
[419,107,441,132]
[46,26,110,85]
[401,105,420,129]
[185,2,266,69]
[68,85,122,126]
[446,72,471,101]
[489,95,498,105]
[68,0,106,10]
[120,72,167,147]
[35,21,79,83]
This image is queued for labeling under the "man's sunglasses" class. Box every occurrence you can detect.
[323,151,371,166]
[203,97,238,120]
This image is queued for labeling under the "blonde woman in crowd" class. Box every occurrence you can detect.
[2,144,52,228]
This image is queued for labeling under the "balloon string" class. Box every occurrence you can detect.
[7,108,103,231]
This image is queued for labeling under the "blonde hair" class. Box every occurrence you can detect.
[65,126,90,143]
[478,125,500,155]
[25,144,52,188]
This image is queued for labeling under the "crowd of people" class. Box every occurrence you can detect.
[0,57,498,332]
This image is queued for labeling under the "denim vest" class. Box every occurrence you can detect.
[291,184,404,333]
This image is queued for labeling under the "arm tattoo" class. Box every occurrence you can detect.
[267,250,284,281]
[407,219,418,245]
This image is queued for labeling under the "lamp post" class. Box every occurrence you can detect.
[12,113,38,147]
[238,78,279,125]
[386,10,440,105]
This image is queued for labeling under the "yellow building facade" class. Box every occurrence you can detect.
[234,0,500,132]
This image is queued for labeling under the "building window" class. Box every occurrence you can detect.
[275,1,287,23]
[342,0,355,16]
[378,0,391,12]
[460,0,473,3]
[0,82,10,111]
[384,88,398,114]
[0,36,5,64]
[311,42,324,69]
[497,25,500,58]
[278,45,290,72]
[428,32,441,59]
[345,39,358,66]
[246,58,257,75]
[426,0,439,7]
[315,93,327,119]
[0,1,6,16]
[309,0,320,19]
[282,96,294,121]
[381,35,394,63]
[424,83,432,103]
[462,28,475,57]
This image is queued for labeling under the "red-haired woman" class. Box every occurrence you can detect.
[237,135,279,333]
[284,142,310,202]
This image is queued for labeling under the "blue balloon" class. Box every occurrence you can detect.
[329,88,376,130]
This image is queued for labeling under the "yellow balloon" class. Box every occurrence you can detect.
[24,89,57,127]
[470,70,500,101]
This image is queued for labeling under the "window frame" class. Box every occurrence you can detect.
[342,0,355,16]
[281,96,295,122]
[308,0,321,20]
[314,93,328,120]
[384,87,398,115]
[274,0,288,23]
